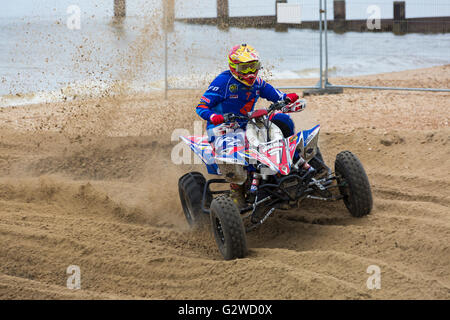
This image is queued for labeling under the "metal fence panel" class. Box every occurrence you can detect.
[164,0,450,95]
[323,0,450,92]
[164,0,324,94]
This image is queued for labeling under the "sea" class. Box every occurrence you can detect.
[1,0,449,106]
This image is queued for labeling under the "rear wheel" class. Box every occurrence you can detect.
[335,151,373,217]
[178,172,212,228]
[210,195,247,260]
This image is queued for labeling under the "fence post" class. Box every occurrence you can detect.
[114,0,126,18]
[163,0,175,32]
[318,0,323,88]
[304,0,343,95]
[275,0,288,32]
[393,1,407,34]
[217,0,229,30]
[324,0,329,86]
[163,1,175,99]
[333,0,346,33]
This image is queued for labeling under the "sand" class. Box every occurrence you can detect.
[0,65,449,299]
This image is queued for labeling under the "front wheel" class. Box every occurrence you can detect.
[335,151,373,217]
[210,195,247,260]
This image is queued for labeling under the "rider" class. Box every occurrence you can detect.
[195,44,299,208]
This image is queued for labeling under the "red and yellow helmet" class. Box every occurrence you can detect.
[228,44,261,87]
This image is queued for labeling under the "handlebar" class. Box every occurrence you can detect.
[222,97,301,124]
[223,113,249,123]
[268,100,288,112]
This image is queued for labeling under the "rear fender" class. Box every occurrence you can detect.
[180,136,219,175]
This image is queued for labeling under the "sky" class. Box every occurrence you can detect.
[1,0,450,19]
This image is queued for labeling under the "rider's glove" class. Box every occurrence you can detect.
[210,114,225,125]
[286,93,299,103]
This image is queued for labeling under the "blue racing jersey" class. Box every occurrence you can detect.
[196,70,286,129]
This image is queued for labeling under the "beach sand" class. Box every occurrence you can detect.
[0,65,449,299]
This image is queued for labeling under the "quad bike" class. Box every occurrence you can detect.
[178,99,372,260]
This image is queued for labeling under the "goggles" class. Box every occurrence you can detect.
[234,61,261,74]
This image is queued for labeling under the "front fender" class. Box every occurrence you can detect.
[301,125,320,162]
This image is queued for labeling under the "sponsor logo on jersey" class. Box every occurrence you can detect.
[230,94,238,99]
[200,96,210,103]
[229,84,238,93]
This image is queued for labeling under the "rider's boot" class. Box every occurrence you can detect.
[230,183,246,209]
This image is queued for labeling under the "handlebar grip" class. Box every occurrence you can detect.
[269,101,286,112]
[223,113,236,123]
[223,113,249,123]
